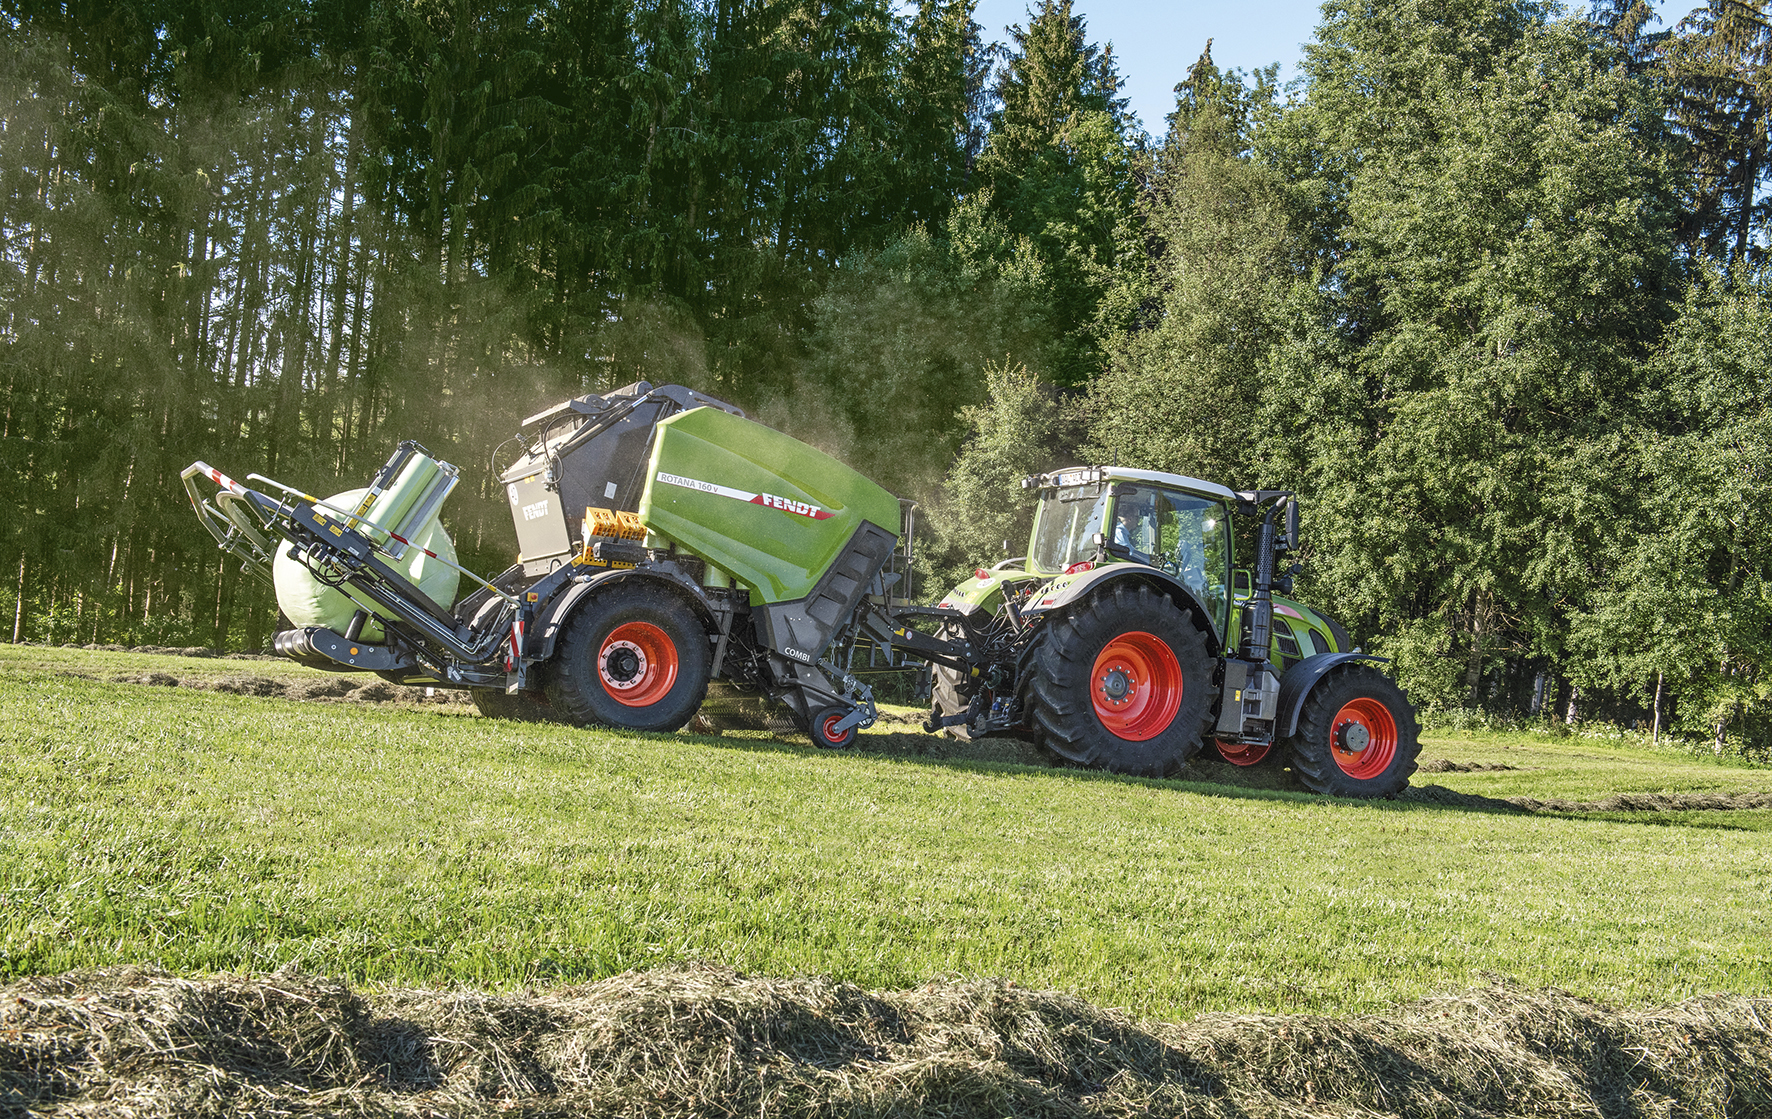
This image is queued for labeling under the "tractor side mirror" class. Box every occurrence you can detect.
[1277,562,1303,597]
[1283,498,1299,551]
[1233,568,1253,596]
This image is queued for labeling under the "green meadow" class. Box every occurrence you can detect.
[2,645,1767,1021]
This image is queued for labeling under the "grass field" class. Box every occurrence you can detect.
[2,644,1768,1023]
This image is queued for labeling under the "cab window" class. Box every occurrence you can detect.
[1110,486,1230,634]
[1028,483,1108,573]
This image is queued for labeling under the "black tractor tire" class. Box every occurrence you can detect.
[470,688,559,723]
[930,621,979,739]
[1025,582,1215,777]
[1288,663,1421,798]
[544,587,711,732]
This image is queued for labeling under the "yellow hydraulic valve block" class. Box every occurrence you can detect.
[577,507,647,568]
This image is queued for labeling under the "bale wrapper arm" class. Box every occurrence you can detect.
[181,451,521,682]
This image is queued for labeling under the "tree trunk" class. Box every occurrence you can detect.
[1464,591,1487,706]
[11,554,25,643]
[1651,670,1663,747]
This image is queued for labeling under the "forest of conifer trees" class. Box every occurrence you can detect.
[2,0,1769,751]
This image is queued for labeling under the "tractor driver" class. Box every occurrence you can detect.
[1112,490,1159,556]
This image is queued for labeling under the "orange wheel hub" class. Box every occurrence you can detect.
[1330,697,1398,778]
[599,621,678,707]
[1090,631,1182,741]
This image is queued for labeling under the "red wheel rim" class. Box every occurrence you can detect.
[821,713,847,746]
[599,621,678,708]
[1216,738,1271,766]
[1090,631,1182,741]
[1330,697,1398,779]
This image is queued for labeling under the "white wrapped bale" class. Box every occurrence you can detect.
[272,487,460,643]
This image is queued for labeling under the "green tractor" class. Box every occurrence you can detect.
[923,467,1420,798]
[181,384,1418,798]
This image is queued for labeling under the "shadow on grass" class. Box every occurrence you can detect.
[684,723,1539,815]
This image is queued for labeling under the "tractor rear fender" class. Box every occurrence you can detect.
[1022,564,1225,655]
[530,566,718,663]
[1276,653,1388,738]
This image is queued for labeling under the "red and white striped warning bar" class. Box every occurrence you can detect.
[195,462,246,495]
[655,471,832,520]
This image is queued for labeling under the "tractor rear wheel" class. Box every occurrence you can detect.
[1288,664,1420,797]
[1212,738,1273,767]
[545,587,711,732]
[1025,583,1214,777]
[930,622,979,739]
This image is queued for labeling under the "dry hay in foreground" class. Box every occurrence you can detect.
[3,965,1768,1118]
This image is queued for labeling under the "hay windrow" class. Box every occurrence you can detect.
[3,966,1767,1118]
[1416,760,1521,773]
[1509,790,1772,813]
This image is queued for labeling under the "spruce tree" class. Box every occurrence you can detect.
[1088,44,1290,488]
[1661,0,1772,267]
[971,0,1138,387]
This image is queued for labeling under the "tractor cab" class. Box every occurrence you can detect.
[1017,467,1236,642]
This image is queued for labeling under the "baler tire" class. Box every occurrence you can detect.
[545,587,711,733]
[810,706,858,750]
[470,688,559,723]
[1287,663,1420,798]
[1025,582,1214,777]
[930,622,978,740]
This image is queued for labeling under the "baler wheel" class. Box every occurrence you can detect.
[810,707,858,750]
[1025,582,1214,777]
[546,587,711,732]
[1287,663,1420,797]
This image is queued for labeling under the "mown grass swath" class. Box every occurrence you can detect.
[7,965,1769,1118]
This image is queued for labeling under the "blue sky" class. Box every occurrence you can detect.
[968,0,1694,140]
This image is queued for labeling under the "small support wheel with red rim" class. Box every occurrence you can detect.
[1213,738,1273,767]
[1287,663,1420,797]
[810,706,858,750]
[545,586,711,732]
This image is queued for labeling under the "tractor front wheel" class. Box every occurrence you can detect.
[546,587,711,732]
[1288,664,1420,797]
[1025,583,1214,777]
